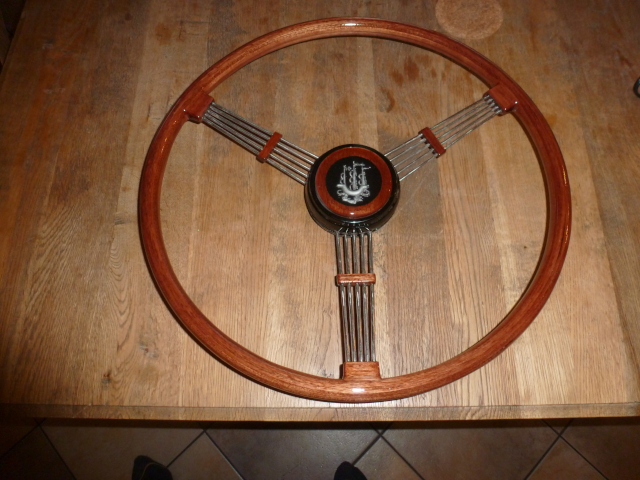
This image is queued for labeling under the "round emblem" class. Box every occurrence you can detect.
[304,144,400,232]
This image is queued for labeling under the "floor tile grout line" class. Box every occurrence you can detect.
[522,429,562,480]
[0,422,41,463]
[379,435,426,480]
[524,418,573,480]
[558,435,610,479]
[540,415,622,478]
[541,418,572,433]
[368,421,393,435]
[165,429,205,468]
[558,418,574,436]
[197,420,213,432]
[367,422,382,435]
[39,424,78,480]
[203,429,246,480]
[352,432,382,465]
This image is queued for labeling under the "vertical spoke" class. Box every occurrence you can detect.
[360,232,368,362]
[335,235,351,362]
[367,232,375,361]
[334,230,376,363]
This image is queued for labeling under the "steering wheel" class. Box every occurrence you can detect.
[139,18,571,403]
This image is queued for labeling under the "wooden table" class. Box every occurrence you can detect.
[1,0,639,421]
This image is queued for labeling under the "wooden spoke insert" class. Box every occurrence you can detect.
[139,18,571,403]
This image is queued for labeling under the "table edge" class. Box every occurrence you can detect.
[1,403,638,421]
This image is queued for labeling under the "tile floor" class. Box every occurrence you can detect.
[0,417,639,479]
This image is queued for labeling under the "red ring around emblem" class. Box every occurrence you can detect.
[314,146,393,220]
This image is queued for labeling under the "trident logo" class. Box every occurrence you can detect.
[336,161,371,204]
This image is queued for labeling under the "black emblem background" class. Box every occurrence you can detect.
[325,156,382,206]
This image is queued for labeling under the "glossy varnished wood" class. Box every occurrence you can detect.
[336,274,376,286]
[313,145,394,220]
[343,362,381,380]
[487,84,518,113]
[1,0,638,418]
[419,127,446,155]
[139,18,570,402]
[256,132,282,163]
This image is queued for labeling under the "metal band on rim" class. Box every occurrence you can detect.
[139,18,571,403]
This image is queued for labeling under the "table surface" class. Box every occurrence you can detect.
[1,0,639,421]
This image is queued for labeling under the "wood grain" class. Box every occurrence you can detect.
[0,8,9,66]
[336,274,376,286]
[312,145,395,220]
[487,84,518,112]
[0,0,638,417]
[419,127,446,155]
[139,18,570,402]
[256,132,282,163]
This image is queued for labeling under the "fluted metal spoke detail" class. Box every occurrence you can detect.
[386,94,502,181]
[335,231,375,363]
[202,101,318,185]
[386,136,437,181]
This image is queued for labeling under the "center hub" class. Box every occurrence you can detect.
[305,144,400,232]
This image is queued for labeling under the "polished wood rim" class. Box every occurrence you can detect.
[314,146,393,220]
[139,18,571,403]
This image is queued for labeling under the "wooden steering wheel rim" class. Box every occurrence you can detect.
[139,18,571,403]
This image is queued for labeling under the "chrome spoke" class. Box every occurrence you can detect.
[385,93,503,181]
[202,101,318,185]
[334,230,376,363]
